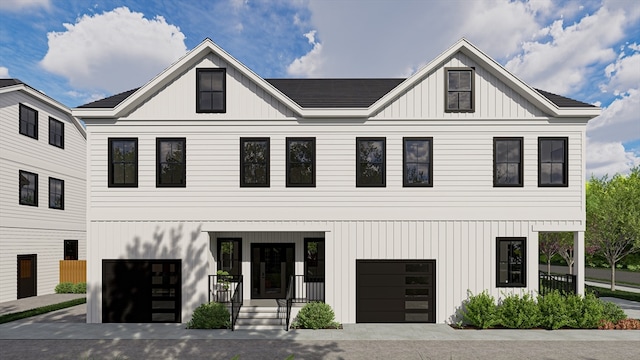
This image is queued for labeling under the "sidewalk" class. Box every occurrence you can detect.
[0,293,85,317]
[586,280,640,294]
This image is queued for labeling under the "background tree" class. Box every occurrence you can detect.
[539,232,574,274]
[586,167,640,290]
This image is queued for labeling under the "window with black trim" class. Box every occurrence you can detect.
[403,137,433,187]
[64,240,78,260]
[539,137,568,187]
[19,170,38,206]
[240,137,270,187]
[286,137,315,187]
[496,237,526,287]
[19,103,38,139]
[196,68,226,113]
[446,68,474,112]
[217,238,241,276]
[494,137,523,187]
[49,177,64,210]
[357,137,385,187]
[305,238,325,282]
[157,138,186,187]
[108,138,138,187]
[49,117,64,148]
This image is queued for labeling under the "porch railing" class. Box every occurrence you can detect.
[539,271,577,296]
[289,275,325,303]
[285,275,294,331]
[208,274,243,330]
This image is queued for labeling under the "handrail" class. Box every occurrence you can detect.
[285,275,294,331]
[208,274,243,330]
[230,275,243,331]
[539,271,576,296]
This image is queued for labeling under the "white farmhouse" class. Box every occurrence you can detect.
[73,39,600,325]
[0,79,86,302]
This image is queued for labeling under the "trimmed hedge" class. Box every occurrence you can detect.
[55,282,86,294]
[459,290,629,329]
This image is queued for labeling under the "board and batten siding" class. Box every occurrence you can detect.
[373,52,547,119]
[0,90,86,302]
[85,219,579,323]
[86,119,586,223]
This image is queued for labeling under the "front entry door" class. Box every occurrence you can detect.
[251,243,294,299]
[17,254,37,299]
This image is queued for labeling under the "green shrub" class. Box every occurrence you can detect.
[72,282,87,294]
[564,293,605,329]
[186,302,230,329]
[294,302,339,329]
[601,301,627,323]
[461,290,499,329]
[498,292,540,329]
[537,290,571,329]
[55,282,74,294]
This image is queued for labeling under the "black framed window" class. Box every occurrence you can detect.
[539,137,568,187]
[196,68,226,113]
[64,240,78,260]
[496,237,526,287]
[217,238,241,276]
[403,137,433,187]
[49,177,64,210]
[305,238,325,282]
[157,138,186,187]
[19,170,38,206]
[19,103,38,139]
[49,117,64,148]
[286,137,315,187]
[356,137,386,187]
[446,68,474,112]
[494,137,523,187]
[108,138,138,187]
[240,137,270,187]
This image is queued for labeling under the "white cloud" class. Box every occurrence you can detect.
[40,6,187,94]
[586,140,640,179]
[602,51,640,95]
[0,0,50,11]
[287,30,324,77]
[587,89,640,144]
[0,66,9,77]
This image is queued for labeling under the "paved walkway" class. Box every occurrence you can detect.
[0,293,85,317]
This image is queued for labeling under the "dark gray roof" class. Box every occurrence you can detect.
[534,88,596,108]
[265,78,404,108]
[77,88,139,108]
[0,78,24,88]
[76,80,595,110]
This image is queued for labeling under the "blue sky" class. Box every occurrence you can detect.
[1,0,638,178]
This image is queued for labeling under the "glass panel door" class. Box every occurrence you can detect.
[251,243,294,299]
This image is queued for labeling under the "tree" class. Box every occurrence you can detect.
[586,167,640,291]
[539,232,573,274]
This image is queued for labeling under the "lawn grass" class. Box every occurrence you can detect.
[0,297,86,324]
[587,286,640,303]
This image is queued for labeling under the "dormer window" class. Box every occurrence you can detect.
[445,68,474,112]
[196,68,226,113]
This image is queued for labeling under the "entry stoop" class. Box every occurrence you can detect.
[234,305,287,330]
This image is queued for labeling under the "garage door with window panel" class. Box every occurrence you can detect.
[356,260,435,323]
[102,259,181,323]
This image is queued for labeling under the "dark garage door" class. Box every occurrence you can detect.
[356,260,435,323]
[102,259,181,323]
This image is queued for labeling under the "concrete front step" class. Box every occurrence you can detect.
[233,324,287,330]
[234,306,288,330]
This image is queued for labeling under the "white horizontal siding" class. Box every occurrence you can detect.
[373,52,547,119]
[121,54,295,120]
[86,121,585,222]
[0,91,87,302]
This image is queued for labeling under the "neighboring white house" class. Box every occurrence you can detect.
[0,79,87,302]
[73,38,600,324]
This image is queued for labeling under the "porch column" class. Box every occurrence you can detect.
[573,231,585,295]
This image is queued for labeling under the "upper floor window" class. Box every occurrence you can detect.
[286,137,316,187]
[240,137,270,187]
[357,137,386,187]
[157,138,186,187]
[196,68,226,113]
[49,117,64,149]
[539,137,568,187]
[494,137,523,187]
[108,138,138,187]
[19,104,38,139]
[403,137,433,187]
[49,177,64,210]
[19,170,38,206]
[446,68,474,112]
[496,237,526,287]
